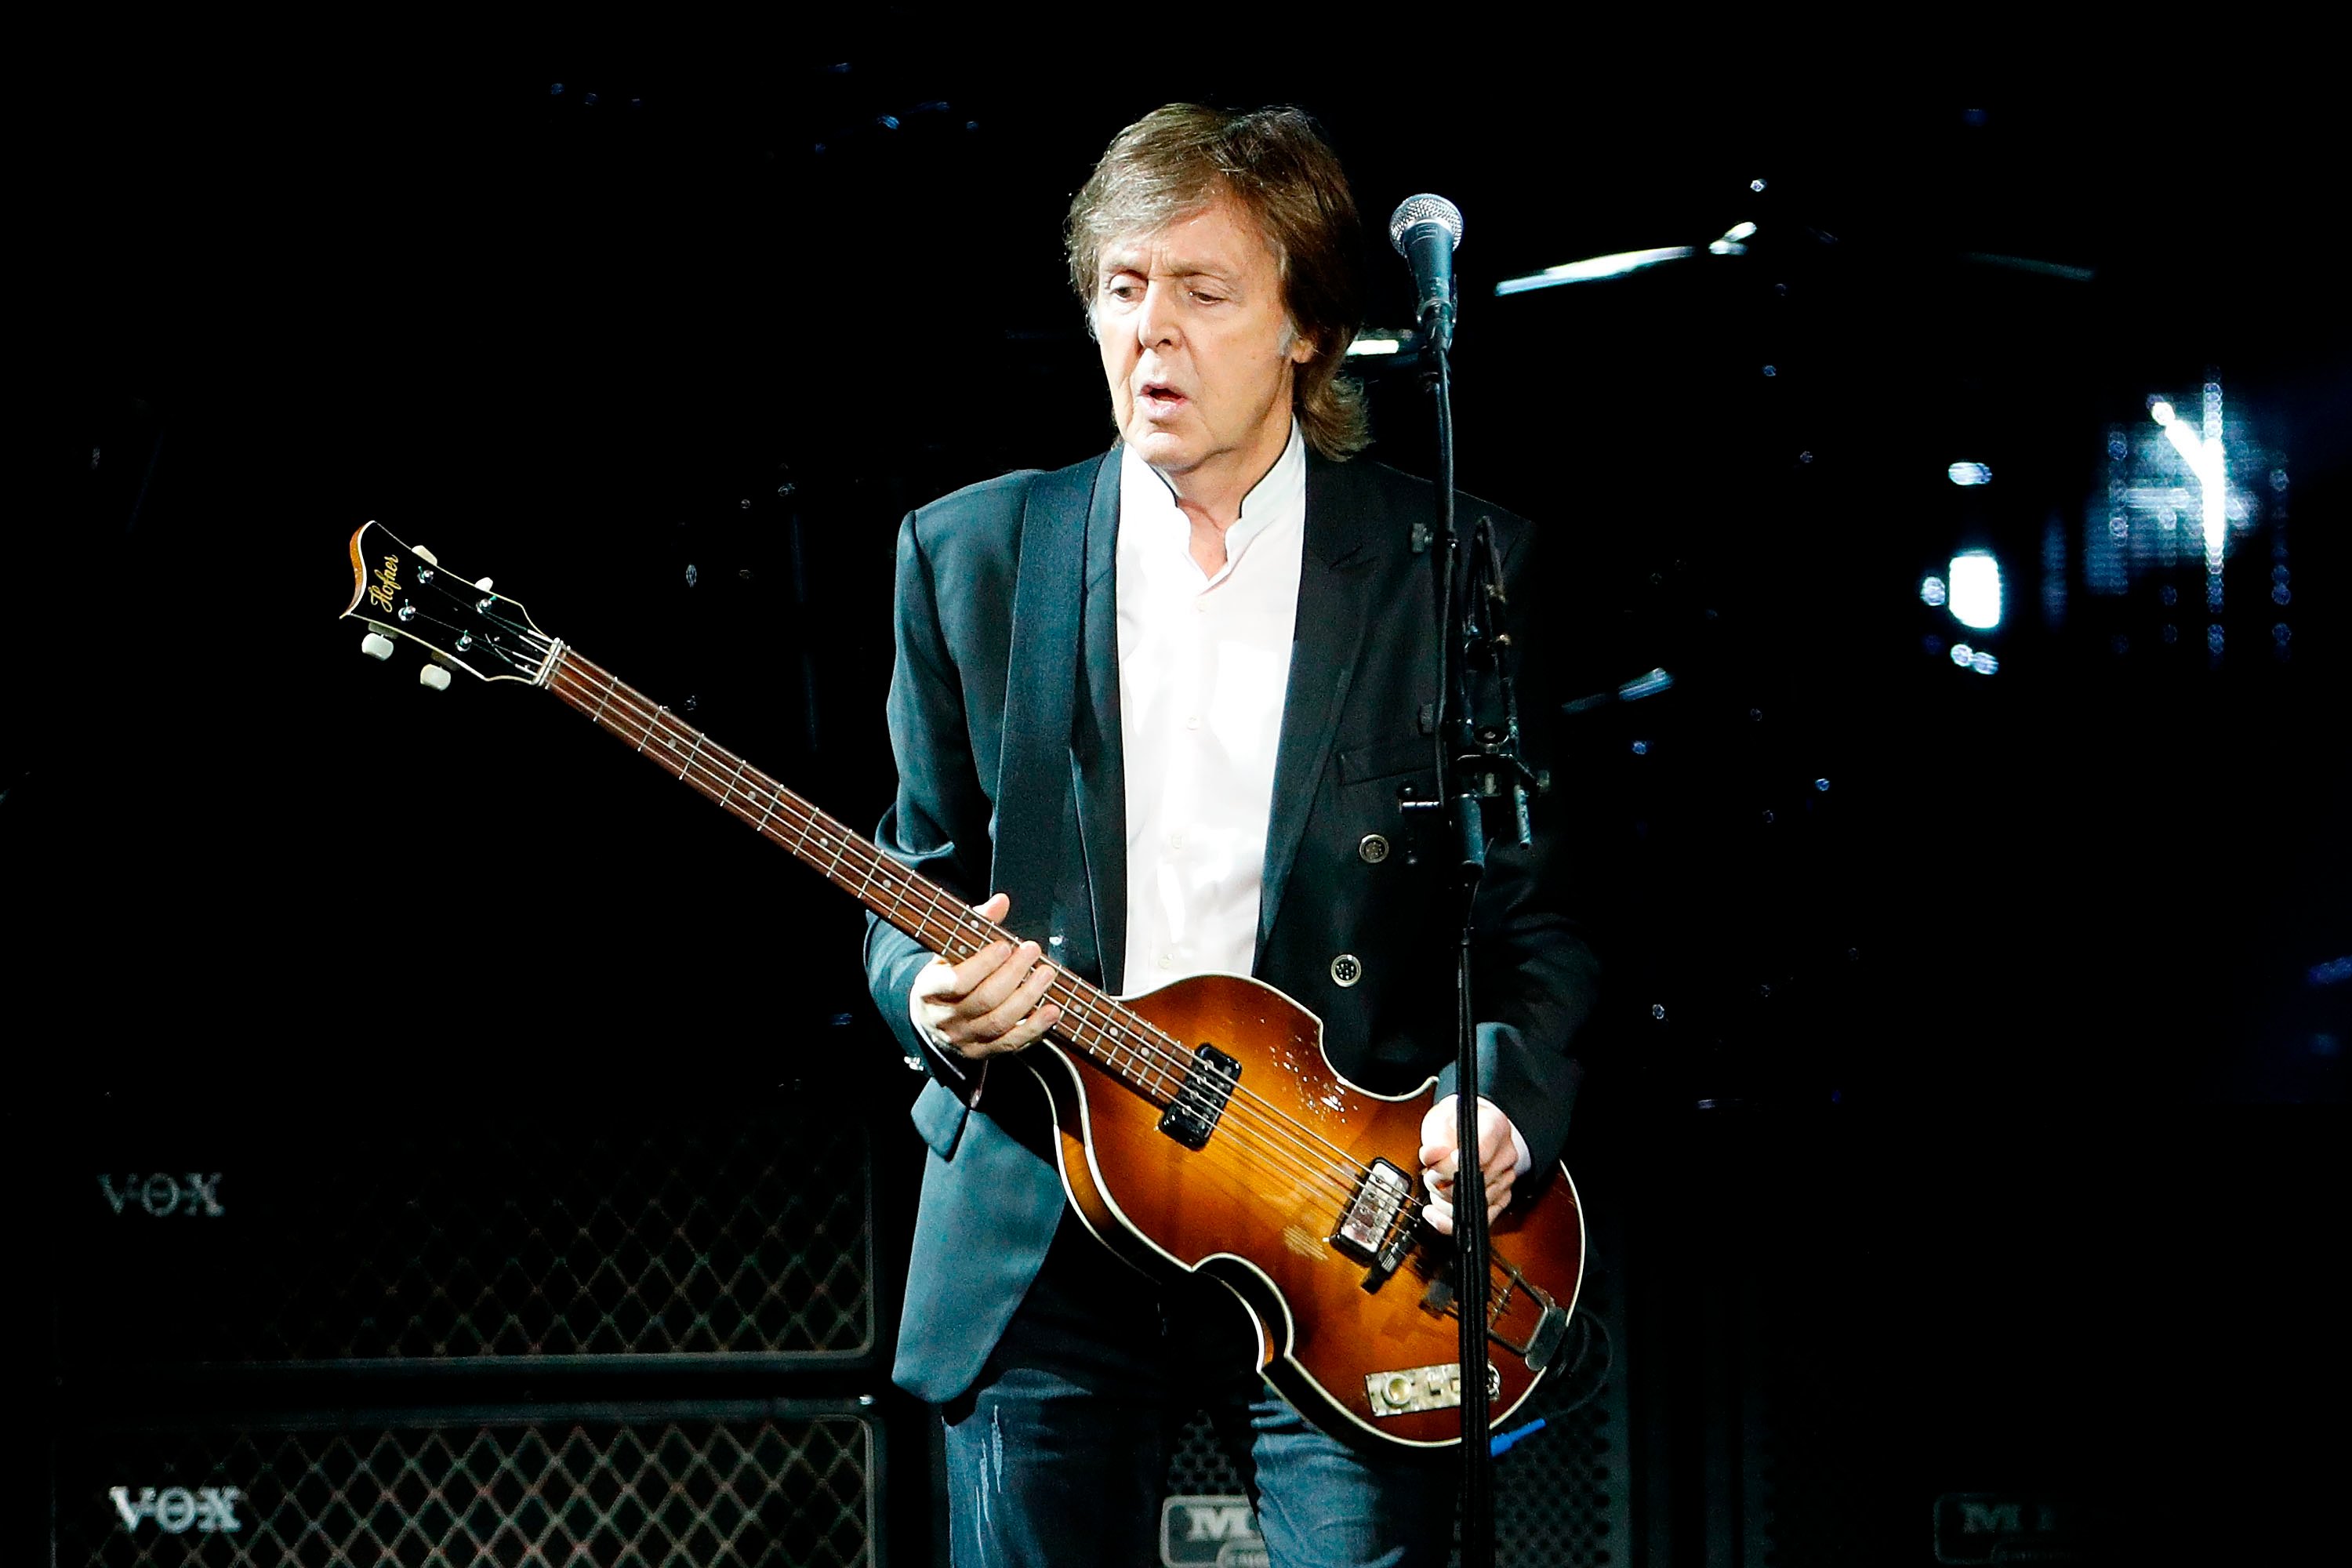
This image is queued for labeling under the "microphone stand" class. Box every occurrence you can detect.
[1404,308,1544,1568]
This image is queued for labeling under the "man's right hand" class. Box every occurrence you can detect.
[909,893,1064,1058]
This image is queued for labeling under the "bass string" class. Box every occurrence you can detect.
[379,590,1458,1229]
[540,656,1471,1234]
[541,655,1460,1231]
[539,659,1472,1240]
[539,655,1204,1098]
[412,607,1486,1258]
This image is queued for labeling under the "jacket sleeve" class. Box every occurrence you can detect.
[862,507,995,1074]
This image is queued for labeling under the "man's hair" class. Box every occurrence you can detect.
[1065,103,1370,461]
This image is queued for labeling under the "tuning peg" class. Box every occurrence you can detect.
[413,545,441,566]
[361,632,396,660]
[473,575,494,592]
[419,664,452,691]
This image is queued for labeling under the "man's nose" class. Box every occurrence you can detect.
[1134,281,1181,349]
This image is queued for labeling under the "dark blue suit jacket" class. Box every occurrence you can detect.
[864,446,1598,1404]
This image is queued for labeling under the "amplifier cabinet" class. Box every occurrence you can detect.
[49,1103,875,1376]
[53,1399,885,1567]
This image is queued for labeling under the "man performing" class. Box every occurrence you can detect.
[864,103,1598,1567]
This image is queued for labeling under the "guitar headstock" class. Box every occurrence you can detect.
[342,521,557,688]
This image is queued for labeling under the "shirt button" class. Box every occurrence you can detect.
[1158,953,1174,970]
[1167,831,1186,851]
[1185,714,1202,730]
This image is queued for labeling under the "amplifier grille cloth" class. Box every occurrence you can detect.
[58,1413,876,1568]
[60,1112,871,1367]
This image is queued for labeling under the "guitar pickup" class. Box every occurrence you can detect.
[1156,1044,1241,1150]
[1331,1158,1414,1287]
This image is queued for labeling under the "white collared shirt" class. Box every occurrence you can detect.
[1116,423,1307,992]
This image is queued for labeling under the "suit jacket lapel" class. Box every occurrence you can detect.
[1072,450,1129,994]
[1258,454,1380,960]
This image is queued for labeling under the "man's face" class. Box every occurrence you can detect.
[1094,193,1315,487]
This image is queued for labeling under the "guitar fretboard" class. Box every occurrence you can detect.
[542,647,1191,1105]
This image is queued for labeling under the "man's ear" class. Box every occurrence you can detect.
[1287,331,1316,365]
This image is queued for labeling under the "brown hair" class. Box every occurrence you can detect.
[1065,103,1370,461]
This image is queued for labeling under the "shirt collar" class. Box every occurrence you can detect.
[1120,420,1306,574]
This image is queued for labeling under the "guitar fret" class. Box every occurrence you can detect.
[637,706,666,753]
[722,758,745,808]
[592,671,615,724]
[681,731,706,782]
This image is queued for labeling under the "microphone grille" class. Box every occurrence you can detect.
[1388,194,1464,254]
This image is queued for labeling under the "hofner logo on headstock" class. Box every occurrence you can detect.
[98,1174,224,1218]
[368,552,400,612]
[110,1486,244,1534]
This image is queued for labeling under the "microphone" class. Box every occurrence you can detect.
[1388,194,1464,353]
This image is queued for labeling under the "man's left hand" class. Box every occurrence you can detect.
[1417,1096,1523,1236]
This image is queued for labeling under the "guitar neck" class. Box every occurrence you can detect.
[539,647,1183,1101]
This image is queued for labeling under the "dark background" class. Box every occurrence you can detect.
[17,22,2348,1566]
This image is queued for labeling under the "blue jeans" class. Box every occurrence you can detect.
[938,1218,1455,1568]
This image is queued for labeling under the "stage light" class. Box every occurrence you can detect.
[1494,246,1696,294]
[1722,222,1758,241]
[1345,336,1403,357]
[1947,644,1998,676]
[2147,390,2233,608]
[1920,576,1948,608]
[1947,462,1992,486]
[1617,668,1675,702]
[1948,552,2002,630]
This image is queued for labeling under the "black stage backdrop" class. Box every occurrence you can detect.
[17,25,2349,1568]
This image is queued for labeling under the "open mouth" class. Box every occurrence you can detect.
[1141,381,1186,412]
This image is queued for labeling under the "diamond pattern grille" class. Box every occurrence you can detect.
[57,1413,875,1568]
[60,1113,871,1367]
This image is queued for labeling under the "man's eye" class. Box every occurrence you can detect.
[1189,289,1224,305]
[1104,282,1140,302]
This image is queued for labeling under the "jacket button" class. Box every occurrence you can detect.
[1357,833,1391,864]
[1330,953,1363,987]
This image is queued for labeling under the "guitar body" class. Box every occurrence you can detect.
[1024,971,1584,1450]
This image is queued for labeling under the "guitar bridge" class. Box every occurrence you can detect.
[1365,1359,1502,1417]
[1156,1044,1241,1149]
